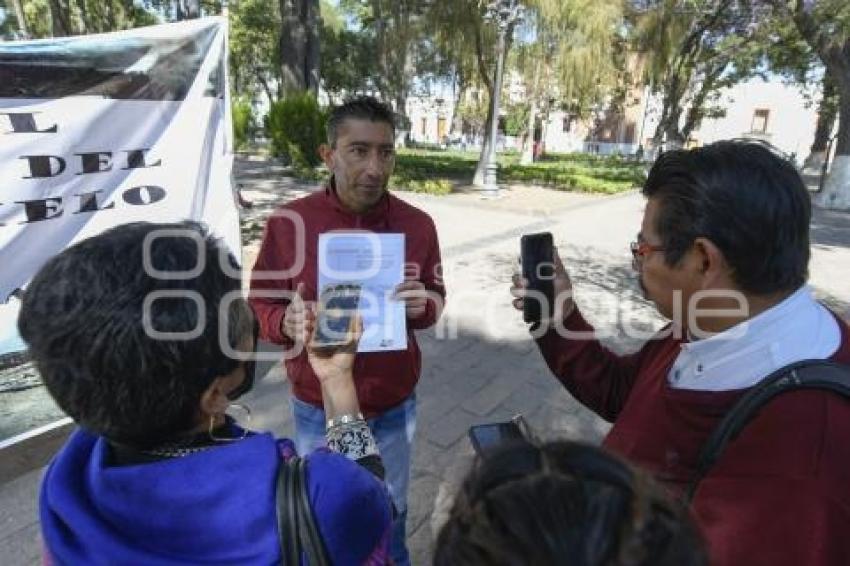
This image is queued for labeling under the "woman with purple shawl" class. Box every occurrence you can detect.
[18,221,392,565]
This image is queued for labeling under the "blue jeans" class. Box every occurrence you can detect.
[291,394,416,566]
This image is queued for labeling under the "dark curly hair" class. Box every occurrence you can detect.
[435,440,707,566]
[18,221,253,448]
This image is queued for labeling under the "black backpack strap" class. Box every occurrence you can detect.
[294,458,331,566]
[277,457,301,566]
[686,359,850,503]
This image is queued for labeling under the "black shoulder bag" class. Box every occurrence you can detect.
[685,359,850,504]
[276,456,331,566]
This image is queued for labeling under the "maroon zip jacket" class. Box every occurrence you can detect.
[248,183,445,417]
[536,307,850,566]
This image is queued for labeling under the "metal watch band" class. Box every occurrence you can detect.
[325,412,364,430]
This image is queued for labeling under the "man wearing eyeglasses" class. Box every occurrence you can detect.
[510,141,850,566]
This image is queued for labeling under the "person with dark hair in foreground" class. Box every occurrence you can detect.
[511,141,850,565]
[250,95,445,565]
[435,440,707,566]
[20,221,391,564]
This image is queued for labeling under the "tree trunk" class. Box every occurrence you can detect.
[804,73,838,171]
[521,99,538,165]
[472,22,514,187]
[305,0,321,94]
[392,2,412,117]
[173,0,200,20]
[48,0,73,36]
[185,0,201,19]
[653,73,687,150]
[815,69,850,210]
[371,0,388,98]
[395,90,407,121]
[256,72,275,107]
[785,5,850,209]
[521,60,542,166]
[654,111,685,150]
[11,0,28,36]
[473,100,495,186]
[448,72,466,138]
[76,0,89,32]
[279,0,321,97]
[279,0,307,96]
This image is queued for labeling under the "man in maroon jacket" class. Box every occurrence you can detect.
[250,97,445,565]
[511,141,850,565]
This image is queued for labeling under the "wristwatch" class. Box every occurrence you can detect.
[326,412,364,430]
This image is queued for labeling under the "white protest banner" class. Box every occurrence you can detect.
[0,17,240,356]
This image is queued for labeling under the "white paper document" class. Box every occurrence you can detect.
[317,232,407,352]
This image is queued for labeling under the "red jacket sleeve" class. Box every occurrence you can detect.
[408,218,446,331]
[534,308,660,422]
[248,214,294,346]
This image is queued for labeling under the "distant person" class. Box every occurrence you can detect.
[20,221,391,564]
[435,440,707,566]
[250,96,446,565]
[511,141,850,564]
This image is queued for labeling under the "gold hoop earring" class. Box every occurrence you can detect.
[208,403,252,442]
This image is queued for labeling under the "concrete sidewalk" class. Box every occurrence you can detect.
[3,161,850,565]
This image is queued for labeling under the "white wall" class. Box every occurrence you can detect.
[406,92,455,144]
[543,110,585,153]
[693,78,819,160]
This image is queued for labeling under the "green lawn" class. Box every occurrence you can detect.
[390,149,646,195]
[291,148,646,195]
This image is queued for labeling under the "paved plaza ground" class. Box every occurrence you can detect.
[2,154,850,565]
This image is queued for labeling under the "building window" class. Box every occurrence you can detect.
[751,109,769,133]
[420,117,427,137]
[562,116,571,132]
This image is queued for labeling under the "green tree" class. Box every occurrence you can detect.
[9,0,162,39]
[230,0,280,103]
[1,0,29,37]
[266,92,327,169]
[335,0,444,117]
[631,0,768,149]
[424,0,510,185]
[516,0,625,164]
[756,9,835,168]
[767,0,850,209]
[318,0,377,102]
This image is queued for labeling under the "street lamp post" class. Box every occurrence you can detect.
[481,0,523,199]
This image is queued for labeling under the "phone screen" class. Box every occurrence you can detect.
[468,422,526,455]
[313,284,361,347]
[520,232,555,324]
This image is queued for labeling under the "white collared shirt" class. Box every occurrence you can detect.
[668,286,842,391]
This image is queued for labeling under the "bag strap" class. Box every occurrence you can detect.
[685,359,850,503]
[277,457,300,566]
[294,458,331,566]
[276,456,331,566]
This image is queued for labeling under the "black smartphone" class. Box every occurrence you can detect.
[468,421,526,456]
[520,232,555,324]
[313,283,362,348]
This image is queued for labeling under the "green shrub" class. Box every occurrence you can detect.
[232,96,254,151]
[391,175,453,195]
[266,94,328,170]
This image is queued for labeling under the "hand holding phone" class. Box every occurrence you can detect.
[512,236,575,325]
[520,232,555,324]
